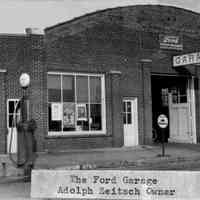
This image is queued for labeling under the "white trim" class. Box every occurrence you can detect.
[48,131,106,136]
[47,72,106,136]
[190,77,197,144]
[61,75,63,131]
[88,76,91,131]
[109,70,122,75]
[151,73,190,77]
[102,75,106,133]
[0,69,6,73]
[48,71,103,77]
[75,75,77,131]
[140,59,152,63]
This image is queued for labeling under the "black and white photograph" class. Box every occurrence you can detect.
[1,0,200,199]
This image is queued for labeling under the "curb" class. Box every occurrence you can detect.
[48,154,200,170]
[79,155,200,169]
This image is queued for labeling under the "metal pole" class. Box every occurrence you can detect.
[161,128,165,157]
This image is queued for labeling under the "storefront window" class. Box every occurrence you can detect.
[47,73,105,135]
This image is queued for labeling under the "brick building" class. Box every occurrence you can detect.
[1,5,200,153]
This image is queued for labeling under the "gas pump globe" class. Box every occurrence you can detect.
[19,73,30,89]
[19,73,30,122]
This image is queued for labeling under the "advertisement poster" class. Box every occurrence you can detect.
[51,103,62,121]
[77,104,87,121]
[63,103,75,128]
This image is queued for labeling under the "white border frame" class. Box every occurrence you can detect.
[47,72,106,136]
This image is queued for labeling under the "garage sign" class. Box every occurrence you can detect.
[157,114,168,129]
[173,52,200,67]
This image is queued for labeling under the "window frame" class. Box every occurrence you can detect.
[7,99,20,128]
[47,72,106,136]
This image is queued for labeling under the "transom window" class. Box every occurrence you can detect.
[47,72,106,135]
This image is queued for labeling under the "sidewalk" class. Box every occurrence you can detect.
[2,143,200,177]
[34,143,200,169]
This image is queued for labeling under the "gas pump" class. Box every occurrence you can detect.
[9,73,37,181]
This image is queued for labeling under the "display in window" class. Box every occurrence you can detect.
[48,103,62,131]
[63,103,75,128]
[90,104,102,130]
[51,103,62,121]
[77,104,87,121]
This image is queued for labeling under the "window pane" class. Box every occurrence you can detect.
[48,103,62,131]
[76,104,89,131]
[127,113,132,124]
[63,103,75,131]
[63,76,75,102]
[180,95,187,103]
[90,104,102,130]
[127,101,132,113]
[10,115,20,127]
[9,101,15,114]
[123,102,126,112]
[48,75,61,102]
[76,76,88,103]
[90,77,101,103]
[9,115,14,128]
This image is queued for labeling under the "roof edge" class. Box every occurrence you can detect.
[45,4,200,32]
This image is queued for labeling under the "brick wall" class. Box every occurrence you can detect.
[44,23,145,151]
[0,72,6,153]
[29,35,45,152]
[0,35,44,153]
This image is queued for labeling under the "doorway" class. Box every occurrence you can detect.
[123,97,139,146]
[151,75,196,144]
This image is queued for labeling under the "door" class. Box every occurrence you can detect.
[7,99,20,153]
[123,97,138,146]
[168,80,193,143]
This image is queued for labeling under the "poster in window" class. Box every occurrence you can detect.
[63,103,75,128]
[77,104,87,121]
[51,103,62,121]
